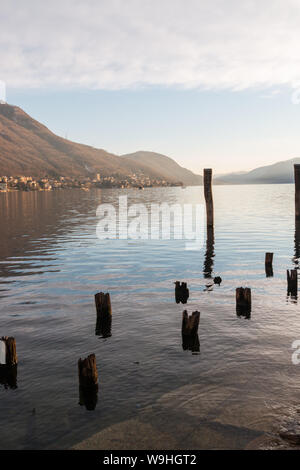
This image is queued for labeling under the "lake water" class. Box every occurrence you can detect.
[1,184,300,450]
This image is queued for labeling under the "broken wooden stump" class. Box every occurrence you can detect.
[95,292,112,337]
[0,337,18,389]
[182,310,200,336]
[287,269,298,297]
[236,287,251,318]
[204,169,214,228]
[182,310,200,353]
[175,282,189,304]
[265,252,273,266]
[265,252,274,277]
[0,337,17,366]
[78,353,98,410]
[78,353,98,388]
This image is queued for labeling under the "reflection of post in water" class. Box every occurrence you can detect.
[287,269,298,301]
[182,333,200,353]
[293,221,300,268]
[181,310,200,353]
[79,385,98,411]
[95,292,112,338]
[0,365,17,389]
[203,226,215,279]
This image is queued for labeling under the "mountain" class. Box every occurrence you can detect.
[215,158,300,184]
[0,104,201,185]
[0,104,126,178]
[121,151,202,185]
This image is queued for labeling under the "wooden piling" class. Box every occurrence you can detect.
[236,287,251,317]
[0,337,17,389]
[265,252,273,266]
[182,311,200,353]
[78,354,98,389]
[295,164,300,220]
[182,310,200,336]
[1,337,17,366]
[204,169,214,228]
[95,292,112,337]
[265,252,274,277]
[287,269,298,296]
[175,282,189,304]
[78,353,98,410]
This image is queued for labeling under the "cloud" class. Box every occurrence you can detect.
[1,0,300,91]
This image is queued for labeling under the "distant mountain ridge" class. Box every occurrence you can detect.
[0,103,297,185]
[215,158,300,184]
[121,151,202,185]
[0,103,201,185]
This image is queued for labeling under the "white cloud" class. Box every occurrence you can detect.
[1,0,300,91]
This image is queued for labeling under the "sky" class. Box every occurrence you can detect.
[1,0,300,174]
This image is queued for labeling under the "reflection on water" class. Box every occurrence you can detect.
[79,386,98,411]
[0,365,17,389]
[236,309,251,320]
[203,226,215,279]
[95,314,112,338]
[293,220,300,268]
[265,264,274,278]
[182,333,200,354]
[0,185,299,449]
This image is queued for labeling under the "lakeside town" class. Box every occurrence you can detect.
[0,173,183,192]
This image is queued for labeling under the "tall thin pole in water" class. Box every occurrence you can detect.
[294,164,300,220]
[203,169,214,228]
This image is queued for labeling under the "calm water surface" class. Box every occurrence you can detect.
[0,185,300,449]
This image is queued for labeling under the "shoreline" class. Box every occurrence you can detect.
[71,382,299,451]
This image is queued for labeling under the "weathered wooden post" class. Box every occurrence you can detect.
[95,292,112,337]
[182,310,200,335]
[175,282,189,304]
[236,287,251,317]
[265,252,274,277]
[1,337,17,366]
[287,269,298,297]
[182,310,200,353]
[0,337,18,389]
[204,169,214,228]
[295,164,300,220]
[78,354,98,410]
